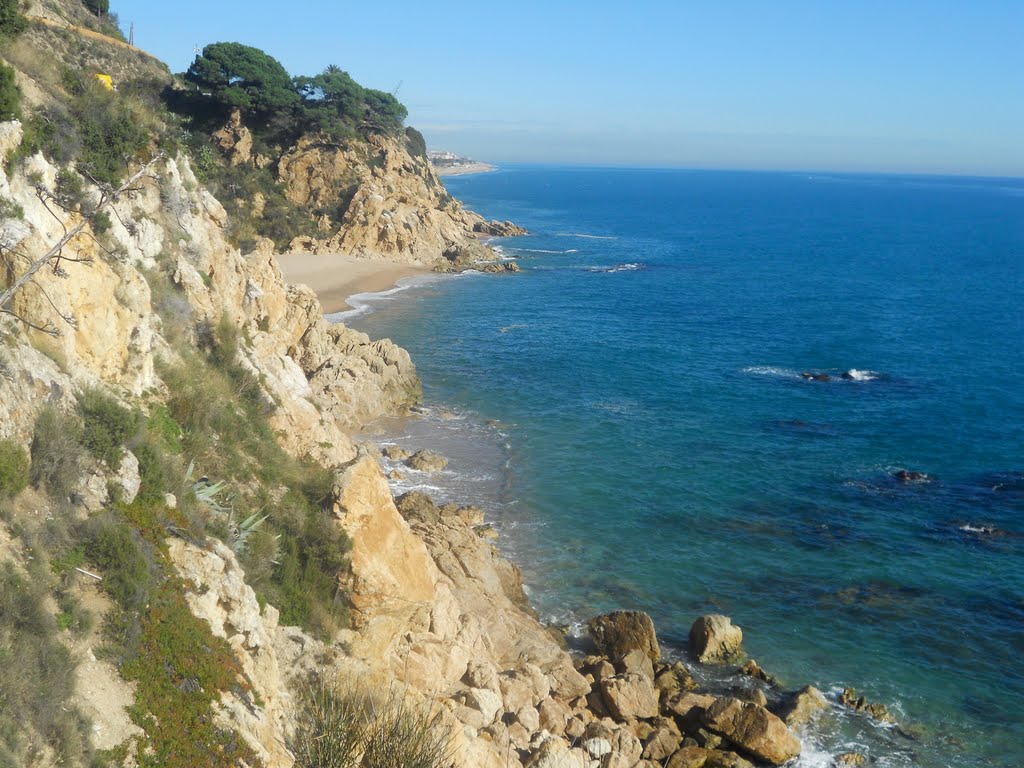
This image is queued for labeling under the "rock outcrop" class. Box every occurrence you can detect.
[277,132,514,268]
[689,614,744,664]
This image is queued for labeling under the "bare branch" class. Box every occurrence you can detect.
[0,153,166,324]
[0,307,59,336]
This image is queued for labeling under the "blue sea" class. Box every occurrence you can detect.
[347,167,1024,768]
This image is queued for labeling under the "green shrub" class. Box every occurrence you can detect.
[83,0,110,15]
[77,387,141,470]
[0,62,20,122]
[0,438,29,497]
[84,511,152,612]
[146,404,183,455]
[134,440,175,504]
[0,0,27,38]
[292,681,454,768]
[30,406,86,500]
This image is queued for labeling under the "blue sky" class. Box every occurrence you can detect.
[112,0,1023,176]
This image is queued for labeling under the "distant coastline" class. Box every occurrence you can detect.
[434,161,497,177]
[428,149,497,177]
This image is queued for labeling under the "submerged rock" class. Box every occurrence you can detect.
[894,469,931,483]
[840,687,894,722]
[689,615,744,664]
[405,449,448,471]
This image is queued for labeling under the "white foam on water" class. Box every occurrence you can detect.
[556,232,618,240]
[845,369,879,381]
[325,273,454,322]
[742,365,801,379]
[586,262,643,273]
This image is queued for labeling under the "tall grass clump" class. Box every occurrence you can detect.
[292,681,455,768]
[0,438,29,498]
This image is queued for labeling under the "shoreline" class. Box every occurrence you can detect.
[433,162,498,177]
[277,252,431,315]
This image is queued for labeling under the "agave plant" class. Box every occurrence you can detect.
[184,459,230,514]
[231,511,272,554]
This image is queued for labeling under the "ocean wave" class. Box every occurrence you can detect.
[587,262,643,273]
[556,232,618,240]
[514,248,580,255]
[742,366,882,382]
[742,365,802,379]
[325,273,456,322]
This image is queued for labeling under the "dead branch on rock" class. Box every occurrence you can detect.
[0,153,165,336]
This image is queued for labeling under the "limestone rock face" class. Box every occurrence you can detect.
[211,109,254,166]
[701,697,801,765]
[588,610,662,661]
[689,615,744,664]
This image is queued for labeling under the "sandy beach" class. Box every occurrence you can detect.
[433,162,497,177]
[277,252,431,315]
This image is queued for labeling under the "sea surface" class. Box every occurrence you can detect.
[346,167,1024,767]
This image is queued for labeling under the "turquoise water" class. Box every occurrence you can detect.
[350,167,1024,767]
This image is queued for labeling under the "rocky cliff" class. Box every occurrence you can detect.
[211,110,526,270]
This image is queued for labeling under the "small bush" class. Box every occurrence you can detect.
[77,387,141,470]
[0,62,21,122]
[292,681,454,768]
[0,0,27,39]
[30,406,86,500]
[0,438,29,497]
[84,511,152,612]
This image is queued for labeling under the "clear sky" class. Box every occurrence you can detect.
[111,0,1023,176]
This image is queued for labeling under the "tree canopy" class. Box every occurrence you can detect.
[179,44,408,138]
[185,42,301,117]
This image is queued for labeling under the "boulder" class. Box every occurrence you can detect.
[667,749,755,768]
[600,673,660,721]
[616,648,655,680]
[525,738,587,768]
[587,610,661,661]
[688,615,744,664]
[458,687,503,726]
[834,752,867,766]
[538,697,572,735]
[654,661,698,701]
[405,449,448,472]
[665,691,716,719]
[381,444,410,460]
[394,490,441,524]
[701,697,800,765]
[774,685,828,727]
[739,659,776,686]
[643,722,683,761]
